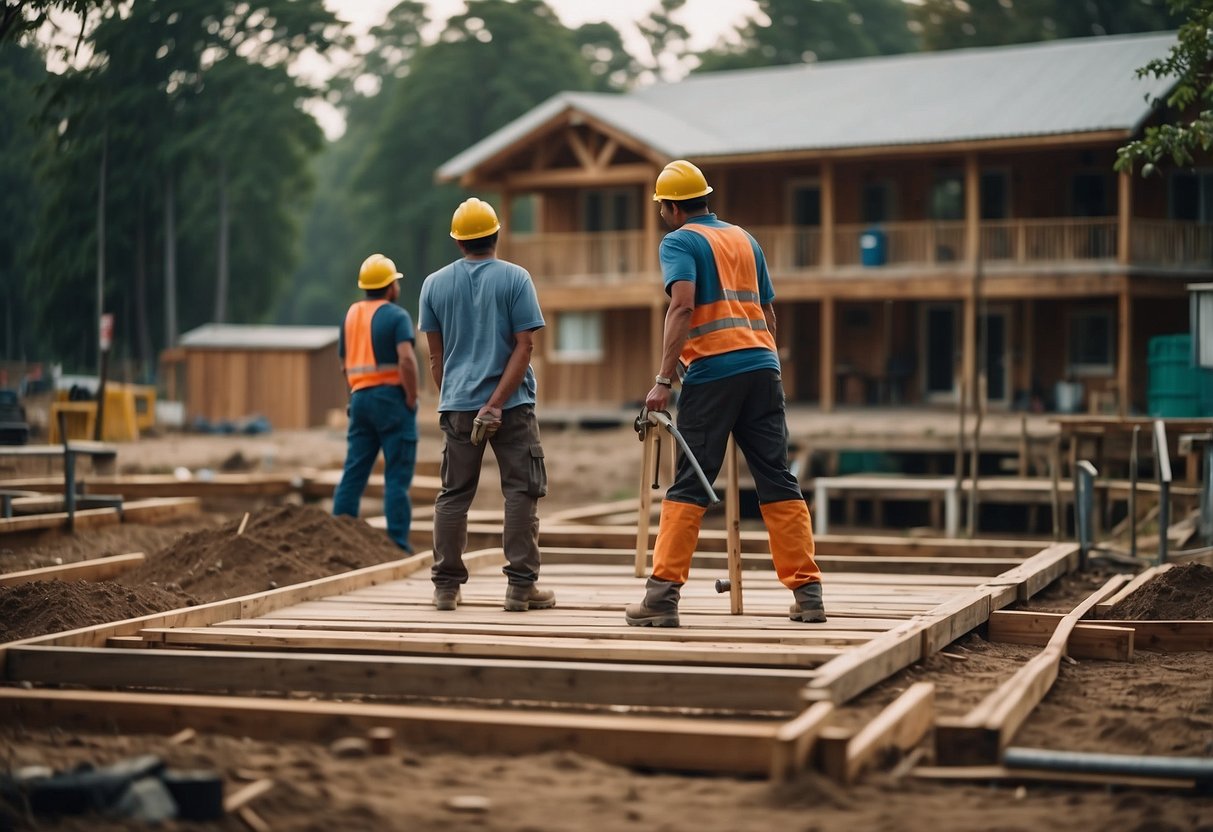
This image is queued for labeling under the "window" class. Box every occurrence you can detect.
[980,171,1010,220]
[554,311,604,362]
[1169,171,1213,221]
[862,182,893,224]
[1068,309,1114,376]
[930,171,964,221]
[583,188,637,232]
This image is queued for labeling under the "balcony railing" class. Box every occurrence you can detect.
[509,219,1213,284]
[509,231,648,286]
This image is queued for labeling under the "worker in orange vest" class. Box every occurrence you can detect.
[625,161,825,627]
[333,253,420,553]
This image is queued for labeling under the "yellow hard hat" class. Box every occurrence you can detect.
[653,159,714,202]
[450,197,501,241]
[358,253,402,290]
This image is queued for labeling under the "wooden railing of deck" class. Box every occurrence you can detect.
[1130,220,1213,266]
[510,230,648,285]
[833,221,967,267]
[979,218,1118,263]
[749,226,822,271]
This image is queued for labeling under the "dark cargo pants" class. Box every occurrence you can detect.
[432,404,547,588]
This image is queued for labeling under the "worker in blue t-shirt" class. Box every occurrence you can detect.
[419,198,553,613]
[334,253,419,553]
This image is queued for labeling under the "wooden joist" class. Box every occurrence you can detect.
[0,553,145,588]
[0,687,781,776]
[1093,563,1174,617]
[770,701,835,781]
[986,611,1135,661]
[934,573,1132,767]
[3,646,814,714]
[817,682,935,784]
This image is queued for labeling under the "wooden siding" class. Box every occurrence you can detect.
[534,308,654,406]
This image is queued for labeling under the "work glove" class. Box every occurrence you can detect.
[471,405,502,445]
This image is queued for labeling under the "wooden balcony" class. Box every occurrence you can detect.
[510,219,1213,285]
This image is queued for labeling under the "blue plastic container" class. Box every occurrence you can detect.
[859,228,886,267]
[1147,334,1201,417]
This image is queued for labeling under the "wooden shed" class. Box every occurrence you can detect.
[165,324,345,430]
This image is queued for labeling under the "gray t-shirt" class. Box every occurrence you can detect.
[418,258,545,412]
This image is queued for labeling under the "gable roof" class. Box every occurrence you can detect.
[439,32,1175,181]
[179,324,339,351]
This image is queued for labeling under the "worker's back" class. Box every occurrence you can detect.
[418,257,545,413]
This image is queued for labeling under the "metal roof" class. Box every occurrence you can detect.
[439,32,1176,181]
[179,324,339,351]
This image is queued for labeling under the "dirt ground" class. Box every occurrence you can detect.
[2,427,1213,830]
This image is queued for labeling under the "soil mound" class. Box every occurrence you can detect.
[1105,562,1213,620]
[0,580,183,643]
[118,504,408,604]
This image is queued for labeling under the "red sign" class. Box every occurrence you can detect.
[99,313,114,351]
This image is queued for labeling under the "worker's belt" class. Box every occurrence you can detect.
[346,363,400,375]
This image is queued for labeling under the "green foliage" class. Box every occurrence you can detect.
[1115,0,1213,175]
[0,0,113,45]
[910,0,1181,50]
[696,0,917,72]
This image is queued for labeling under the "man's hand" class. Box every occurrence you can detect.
[471,404,503,445]
[645,383,671,414]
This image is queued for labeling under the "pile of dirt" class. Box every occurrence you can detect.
[1105,562,1213,620]
[0,580,184,643]
[117,504,409,604]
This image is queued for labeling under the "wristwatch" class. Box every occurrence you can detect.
[654,374,672,387]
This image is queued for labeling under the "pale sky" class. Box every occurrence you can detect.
[306,0,761,137]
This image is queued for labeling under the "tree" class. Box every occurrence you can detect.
[695,0,917,73]
[0,0,112,45]
[349,0,594,312]
[911,0,1181,51]
[0,39,49,361]
[1116,0,1212,175]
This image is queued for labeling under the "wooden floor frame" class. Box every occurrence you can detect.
[0,536,1081,779]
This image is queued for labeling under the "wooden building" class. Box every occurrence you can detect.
[165,324,346,430]
[438,33,1201,413]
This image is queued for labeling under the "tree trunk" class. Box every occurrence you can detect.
[164,173,178,348]
[134,189,152,380]
[214,160,230,324]
[96,129,107,374]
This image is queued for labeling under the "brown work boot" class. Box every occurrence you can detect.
[789,581,827,623]
[503,583,556,612]
[624,577,682,627]
[433,587,461,611]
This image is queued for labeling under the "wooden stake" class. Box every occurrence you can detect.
[635,428,656,578]
[167,727,196,745]
[236,512,250,537]
[224,778,274,813]
[725,436,743,615]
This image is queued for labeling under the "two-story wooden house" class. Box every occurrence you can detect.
[438,33,1200,414]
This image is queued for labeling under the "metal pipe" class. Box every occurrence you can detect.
[1004,747,1213,783]
[1154,420,1171,564]
[1130,425,1139,560]
[646,410,720,505]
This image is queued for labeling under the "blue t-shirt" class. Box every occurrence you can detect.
[661,214,780,385]
[337,300,415,368]
[418,258,545,412]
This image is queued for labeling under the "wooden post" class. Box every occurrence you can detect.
[650,301,665,386]
[497,188,512,261]
[821,161,835,271]
[967,372,986,538]
[962,294,976,409]
[1118,284,1132,417]
[725,435,743,615]
[1051,436,1062,541]
[645,165,661,273]
[1117,169,1132,265]
[820,297,835,412]
[635,428,657,578]
[965,153,980,266]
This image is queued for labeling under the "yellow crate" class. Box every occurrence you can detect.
[48,401,97,443]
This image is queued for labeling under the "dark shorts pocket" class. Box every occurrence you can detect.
[527,444,547,498]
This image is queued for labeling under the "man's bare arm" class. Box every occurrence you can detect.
[658,280,696,380]
[763,303,777,341]
[425,332,444,391]
[397,341,419,410]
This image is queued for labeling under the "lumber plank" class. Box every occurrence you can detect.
[0,507,121,535]
[121,497,202,524]
[803,618,927,705]
[836,682,935,784]
[0,688,780,776]
[139,627,843,667]
[769,701,835,781]
[1093,564,1174,618]
[2,646,815,712]
[987,611,1134,660]
[1098,620,1213,651]
[0,553,145,587]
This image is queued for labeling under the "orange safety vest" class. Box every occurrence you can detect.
[678,224,777,366]
[343,300,401,392]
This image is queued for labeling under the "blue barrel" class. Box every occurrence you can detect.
[860,228,886,267]
[1147,334,1201,417]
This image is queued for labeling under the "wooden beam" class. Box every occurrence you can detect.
[823,682,935,784]
[965,153,980,266]
[804,618,926,704]
[962,293,977,410]
[565,128,596,170]
[986,611,1134,661]
[725,437,743,614]
[820,297,835,412]
[1118,284,1132,417]
[821,160,835,270]
[770,701,835,781]
[935,573,1131,766]
[0,508,121,535]
[0,553,145,587]
[1118,169,1132,265]
[502,163,654,190]
[0,687,779,776]
[1093,619,1213,652]
[4,646,812,713]
[1094,563,1173,617]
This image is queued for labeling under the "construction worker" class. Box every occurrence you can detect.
[419,197,554,613]
[625,160,826,627]
[333,253,419,553]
